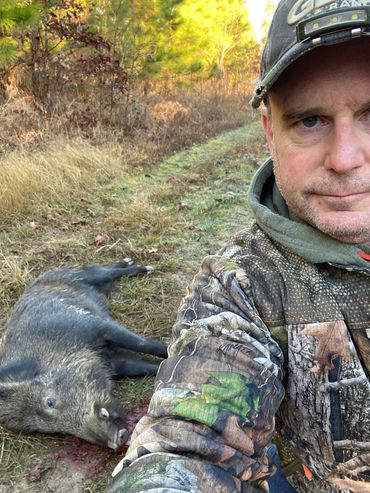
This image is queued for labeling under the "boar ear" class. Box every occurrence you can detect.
[0,380,17,399]
[0,357,39,382]
[99,407,110,419]
[93,402,110,419]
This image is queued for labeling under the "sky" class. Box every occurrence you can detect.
[245,0,278,43]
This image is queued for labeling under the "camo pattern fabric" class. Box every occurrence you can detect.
[110,222,370,493]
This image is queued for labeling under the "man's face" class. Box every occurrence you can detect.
[262,40,370,244]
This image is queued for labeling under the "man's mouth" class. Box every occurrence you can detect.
[312,191,369,211]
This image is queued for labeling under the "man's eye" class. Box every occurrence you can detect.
[361,109,370,122]
[300,116,319,128]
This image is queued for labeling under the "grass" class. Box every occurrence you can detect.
[0,139,130,215]
[0,112,268,491]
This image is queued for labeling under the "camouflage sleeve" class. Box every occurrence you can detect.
[110,254,285,493]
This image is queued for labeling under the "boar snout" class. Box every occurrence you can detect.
[108,427,128,451]
[88,401,128,450]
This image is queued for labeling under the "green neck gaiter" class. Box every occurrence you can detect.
[248,159,370,271]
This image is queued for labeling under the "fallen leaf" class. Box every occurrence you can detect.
[94,234,108,247]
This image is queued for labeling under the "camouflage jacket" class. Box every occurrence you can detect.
[110,220,370,493]
[110,161,370,492]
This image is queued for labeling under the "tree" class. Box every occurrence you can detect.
[168,0,258,82]
[90,0,184,82]
[0,0,128,105]
[90,0,257,85]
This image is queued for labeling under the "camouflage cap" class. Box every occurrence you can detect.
[251,0,370,109]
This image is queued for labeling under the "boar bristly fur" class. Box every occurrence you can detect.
[0,259,167,449]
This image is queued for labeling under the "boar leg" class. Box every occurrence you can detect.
[99,320,167,358]
[78,260,153,294]
[109,352,161,378]
[0,357,39,381]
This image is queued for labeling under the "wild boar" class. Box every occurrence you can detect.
[0,258,167,449]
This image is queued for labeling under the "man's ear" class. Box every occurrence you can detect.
[261,107,274,153]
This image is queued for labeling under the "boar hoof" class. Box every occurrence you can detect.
[122,257,134,265]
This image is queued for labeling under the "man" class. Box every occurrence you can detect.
[110,1,370,492]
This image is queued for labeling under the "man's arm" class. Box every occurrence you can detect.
[110,254,285,493]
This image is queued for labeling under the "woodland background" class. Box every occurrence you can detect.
[0,0,275,154]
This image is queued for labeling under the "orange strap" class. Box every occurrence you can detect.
[302,464,314,480]
[358,252,370,261]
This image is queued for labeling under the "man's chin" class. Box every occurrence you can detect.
[303,211,370,244]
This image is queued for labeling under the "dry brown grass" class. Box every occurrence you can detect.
[0,80,252,147]
[0,255,33,314]
[146,84,252,156]
[0,97,46,151]
[102,195,175,236]
[0,82,253,221]
[0,139,129,215]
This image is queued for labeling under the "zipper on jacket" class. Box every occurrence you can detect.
[328,356,345,462]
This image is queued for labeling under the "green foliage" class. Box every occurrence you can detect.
[0,36,18,64]
[0,0,40,66]
[90,0,258,83]
[90,0,184,80]
[170,0,258,81]
[0,2,35,29]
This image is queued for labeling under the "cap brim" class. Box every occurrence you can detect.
[250,29,370,109]
[250,40,314,109]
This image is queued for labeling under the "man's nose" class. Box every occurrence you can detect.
[324,121,366,173]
